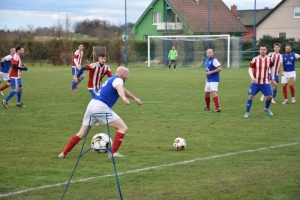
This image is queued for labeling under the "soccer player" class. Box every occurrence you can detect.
[71,44,85,91]
[260,43,283,103]
[75,53,112,97]
[244,44,277,118]
[280,44,300,104]
[2,45,27,109]
[203,49,222,112]
[168,46,178,70]
[58,66,142,158]
[0,48,16,96]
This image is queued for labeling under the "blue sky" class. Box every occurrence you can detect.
[0,0,282,31]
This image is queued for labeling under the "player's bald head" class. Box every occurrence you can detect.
[116,66,129,75]
[206,49,214,58]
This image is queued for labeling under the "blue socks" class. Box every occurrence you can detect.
[246,98,253,113]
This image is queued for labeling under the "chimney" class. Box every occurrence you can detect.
[231,4,238,17]
[264,7,269,10]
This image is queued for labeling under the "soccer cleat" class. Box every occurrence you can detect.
[260,95,264,102]
[282,100,288,104]
[213,108,221,112]
[16,103,26,108]
[244,112,249,118]
[58,152,67,158]
[264,108,273,116]
[72,86,79,92]
[2,100,8,109]
[0,91,3,96]
[271,99,276,104]
[108,152,125,158]
[203,107,210,111]
[292,98,296,104]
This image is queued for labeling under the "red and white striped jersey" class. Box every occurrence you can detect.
[72,50,84,67]
[250,55,274,84]
[267,52,282,75]
[9,53,22,78]
[86,62,112,90]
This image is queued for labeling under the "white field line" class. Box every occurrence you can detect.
[0,142,298,198]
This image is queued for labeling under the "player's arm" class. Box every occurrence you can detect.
[124,88,142,106]
[73,53,80,68]
[115,84,130,105]
[270,66,277,87]
[295,53,300,60]
[77,66,87,78]
[11,60,27,71]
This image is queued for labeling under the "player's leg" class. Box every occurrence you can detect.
[288,71,296,103]
[0,74,11,96]
[16,79,25,108]
[210,83,220,112]
[204,82,211,111]
[58,124,92,158]
[168,60,171,70]
[173,60,176,70]
[262,84,273,116]
[272,75,279,103]
[244,83,258,117]
[108,117,128,157]
[71,67,79,91]
[281,72,289,104]
[2,78,18,109]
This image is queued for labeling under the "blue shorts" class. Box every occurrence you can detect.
[248,83,272,96]
[72,67,84,75]
[10,78,22,89]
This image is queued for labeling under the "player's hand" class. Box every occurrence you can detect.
[206,71,211,75]
[22,67,28,71]
[251,78,256,83]
[133,97,142,106]
[123,98,130,105]
[271,80,277,87]
[281,71,284,76]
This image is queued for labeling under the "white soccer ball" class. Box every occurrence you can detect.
[173,137,186,151]
[91,133,112,153]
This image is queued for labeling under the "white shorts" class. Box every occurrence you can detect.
[0,72,10,81]
[281,71,296,84]
[83,99,120,126]
[204,82,219,92]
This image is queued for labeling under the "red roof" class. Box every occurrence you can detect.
[168,0,247,33]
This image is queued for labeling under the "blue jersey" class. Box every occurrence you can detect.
[282,53,299,72]
[205,57,220,82]
[94,75,123,108]
[1,55,13,73]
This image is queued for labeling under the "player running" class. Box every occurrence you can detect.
[75,53,112,97]
[0,48,16,96]
[71,44,85,91]
[2,45,27,109]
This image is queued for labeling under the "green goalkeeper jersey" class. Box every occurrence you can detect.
[168,50,178,60]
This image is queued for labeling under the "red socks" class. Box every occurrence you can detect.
[205,97,210,108]
[112,132,125,154]
[289,85,295,97]
[282,85,288,99]
[0,83,9,91]
[213,96,220,109]
[62,135,81,155]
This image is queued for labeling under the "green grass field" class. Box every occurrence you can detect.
[0,65,299,200]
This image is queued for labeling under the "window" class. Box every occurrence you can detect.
[278,32,286,38]
[168,12,180,23]
[153,12,161,24]
[294,7,300,18]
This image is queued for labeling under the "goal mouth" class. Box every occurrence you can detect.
[147,35,242,68]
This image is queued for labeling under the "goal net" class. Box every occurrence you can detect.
[147,35,242,68]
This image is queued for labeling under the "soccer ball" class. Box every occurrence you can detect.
[173,137,186,151]
[91,133,112,153]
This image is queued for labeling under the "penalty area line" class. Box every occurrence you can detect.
[0,142,298,198]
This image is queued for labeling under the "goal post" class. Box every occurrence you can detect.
[147,35,242,68]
